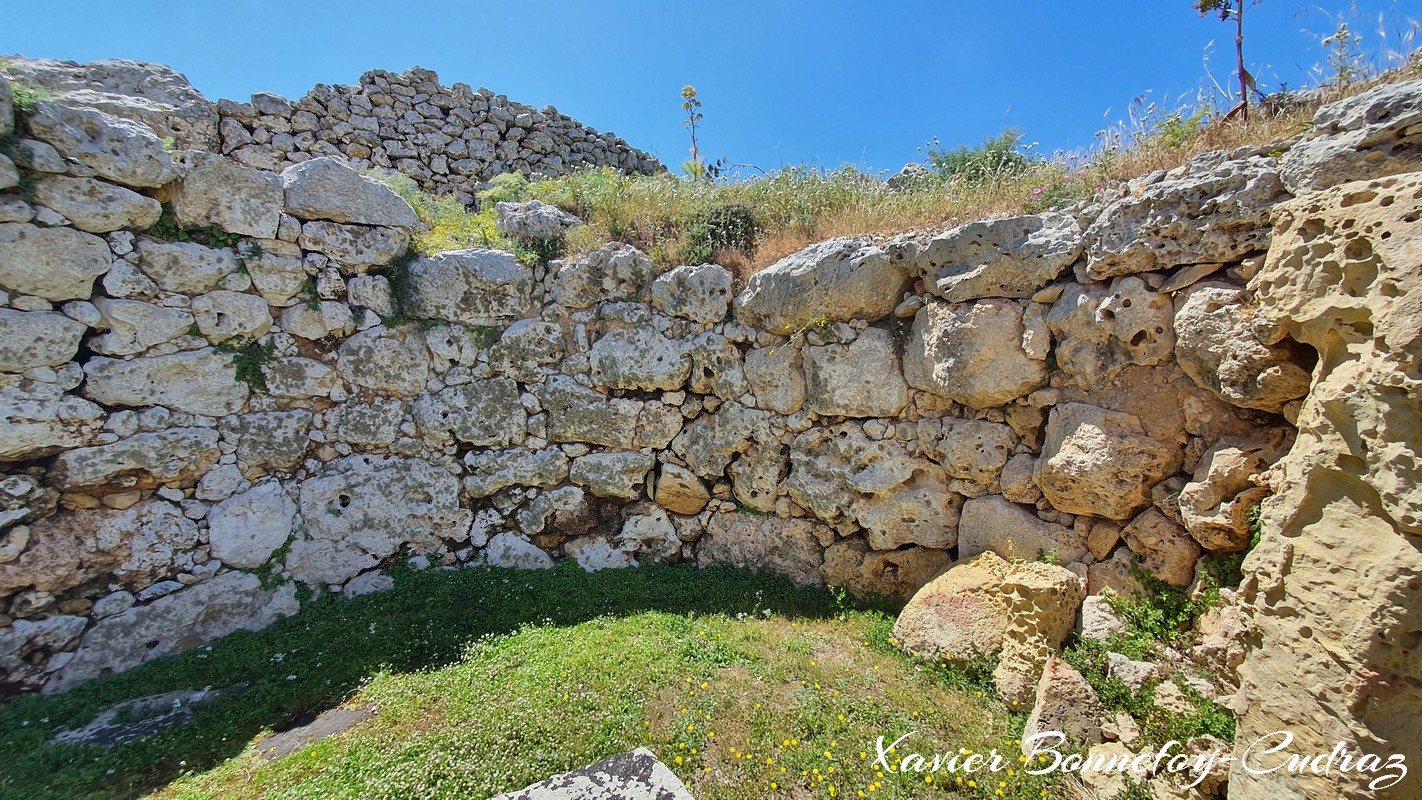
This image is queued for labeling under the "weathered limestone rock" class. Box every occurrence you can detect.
[0,383,104,461]
[892,551,1085,702]
[403,249,534,324]
[297,221,409,269]
[917,417,1015,485]
[0,615,88,690]
[488,747,693,800]
[287,455,470,584]
[27,100,177,187]
[1280,79,1422,193]
[696,512,830,588]
[169,152,282,238]
[220,410,312,471]
[31,176,161,233]
[651,263,733,323]
[46,572,298,693]
[1179,432,1290,552]
[206,479,295,568]
[1034,403,1183,520]
[2,56,217,150]
[1084,151,1288,279]
[687,332,749,399]
[904,299,1046,408]
[550,243,653,309]
[821,539,951,599]
[728,444,785,513]
[483,532,555,570]
[488,319,565,383]
[570,451,654,500]
[336,327,430,396]
[541,376,682,450]
[803,328,909,417]
[135,239,243,294]
[588,328,692,391]
[463,447,570,498]
[743,344,806,414]
[0,309,86,372]
[413,378,527,447]
[614,505,681,564]
[915,212,1082,301]
[50,428,220,490]
[0,498,197,597]
[190,290,272,343]
[494,199,582,242]
[0,223,111,301]
[1046,278,1175,386]
[654,463,710,515]
[1173,282,1311,413]
[1121,508,1200,587]
[787,423,959,549]
[281,157,418,227]
[262,356,341,399]
[83,349,250,415]
[671,401,773,479]
[326,397,401,447]
[1022,656,1107,752]
[1231,173,1422,800]
[517,486,595,538]
[89,297,193,355]
[957,494,1089,564]
[280,301,354,340]
[733,237,910,331]
[246,248,307,306]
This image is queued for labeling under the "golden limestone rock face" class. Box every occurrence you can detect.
[891,551,1085,704]
[1231,172,1422,800]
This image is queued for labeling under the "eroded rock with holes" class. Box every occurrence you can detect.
[1173,283,1311,413]
[1084,151,1288,279]
[1046,277,1175,386]
[892,551,1086,703]
[27,100,177,188]
[1279,78,1422,193]
[1232,173,1422,800]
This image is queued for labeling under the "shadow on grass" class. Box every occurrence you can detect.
[0,561,871,800]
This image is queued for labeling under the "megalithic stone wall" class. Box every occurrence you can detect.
[1,53,1421,800]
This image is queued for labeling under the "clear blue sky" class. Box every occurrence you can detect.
[6,1,1417,174]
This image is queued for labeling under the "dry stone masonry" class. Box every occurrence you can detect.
[0,55,1420,800]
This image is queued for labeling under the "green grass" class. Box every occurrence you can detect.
[0,564,1060,800]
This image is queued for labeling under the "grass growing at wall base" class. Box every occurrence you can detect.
[0,563,1062,800]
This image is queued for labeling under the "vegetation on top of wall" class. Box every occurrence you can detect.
[356,45,1420,285]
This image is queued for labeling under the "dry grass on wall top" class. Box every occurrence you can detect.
[376,54,1420,284]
